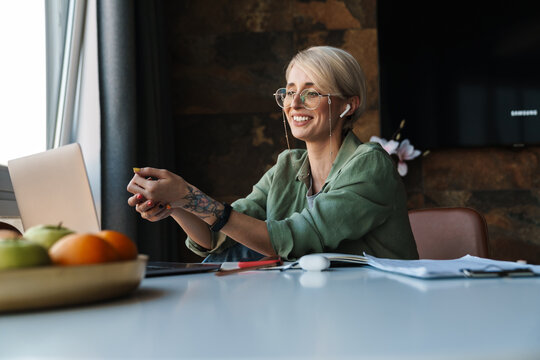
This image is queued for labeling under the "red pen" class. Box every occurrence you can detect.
[238,258,282,268]
[216,257,282,276]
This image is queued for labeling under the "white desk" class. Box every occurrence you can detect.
[1,267,540,359]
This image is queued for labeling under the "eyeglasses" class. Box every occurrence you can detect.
[274,88,336,110]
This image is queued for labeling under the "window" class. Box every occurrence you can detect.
[0,1,46,165]
[0,2,45,217]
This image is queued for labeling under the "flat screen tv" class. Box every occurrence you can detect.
[377,0,540,149]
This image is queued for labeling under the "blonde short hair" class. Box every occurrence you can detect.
[285,46,367,130]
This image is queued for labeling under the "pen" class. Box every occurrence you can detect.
[461,268,535,278]
[238,258,282,268]
[216,257,282,276]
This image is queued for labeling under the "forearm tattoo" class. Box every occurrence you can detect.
[182,185,223,220]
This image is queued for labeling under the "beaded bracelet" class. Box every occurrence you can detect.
[210,203,232,232]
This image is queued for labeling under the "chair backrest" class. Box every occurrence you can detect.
[409,207,489,259]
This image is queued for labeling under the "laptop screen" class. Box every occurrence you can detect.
[8,143,100,233]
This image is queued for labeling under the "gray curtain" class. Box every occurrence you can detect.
[97,0,182,261]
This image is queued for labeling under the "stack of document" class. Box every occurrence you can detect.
[298,253,540,279]
[320,253,370,265]
[364,254,540,279]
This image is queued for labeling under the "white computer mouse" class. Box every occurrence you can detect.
[298,254,330,271]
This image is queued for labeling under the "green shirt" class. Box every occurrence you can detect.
[186,132,418,261]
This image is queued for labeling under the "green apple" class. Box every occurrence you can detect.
[0,238,51,270]
[23,223,74,250]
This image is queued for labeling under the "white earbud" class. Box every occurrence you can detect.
[339,104,351,118]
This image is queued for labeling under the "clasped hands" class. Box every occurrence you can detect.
[127,167,189,222]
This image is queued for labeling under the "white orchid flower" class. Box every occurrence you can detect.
[396,139,421,176]
[369,136,399,155]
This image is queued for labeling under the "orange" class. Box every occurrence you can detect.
[49,233,120,265]
[97,230,138,261]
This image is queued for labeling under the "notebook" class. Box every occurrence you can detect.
[8,143,219,277]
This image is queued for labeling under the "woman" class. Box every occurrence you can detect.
[127,46,418,262]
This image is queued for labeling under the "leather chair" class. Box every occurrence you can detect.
[408,207,489,259]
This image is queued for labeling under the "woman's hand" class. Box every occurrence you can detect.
[126,167,275,256]
[130,195,174,222]
[127,167,188,221]
[127,167,187,203]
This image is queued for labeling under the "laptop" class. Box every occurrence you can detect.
[8,143,100,233]
[8,143,220,277]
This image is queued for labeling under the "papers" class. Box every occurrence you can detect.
[261,252,540,280]
[364,254,540,279]
[319,253,369,265]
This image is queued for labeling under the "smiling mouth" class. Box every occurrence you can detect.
[292,115,312,123]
